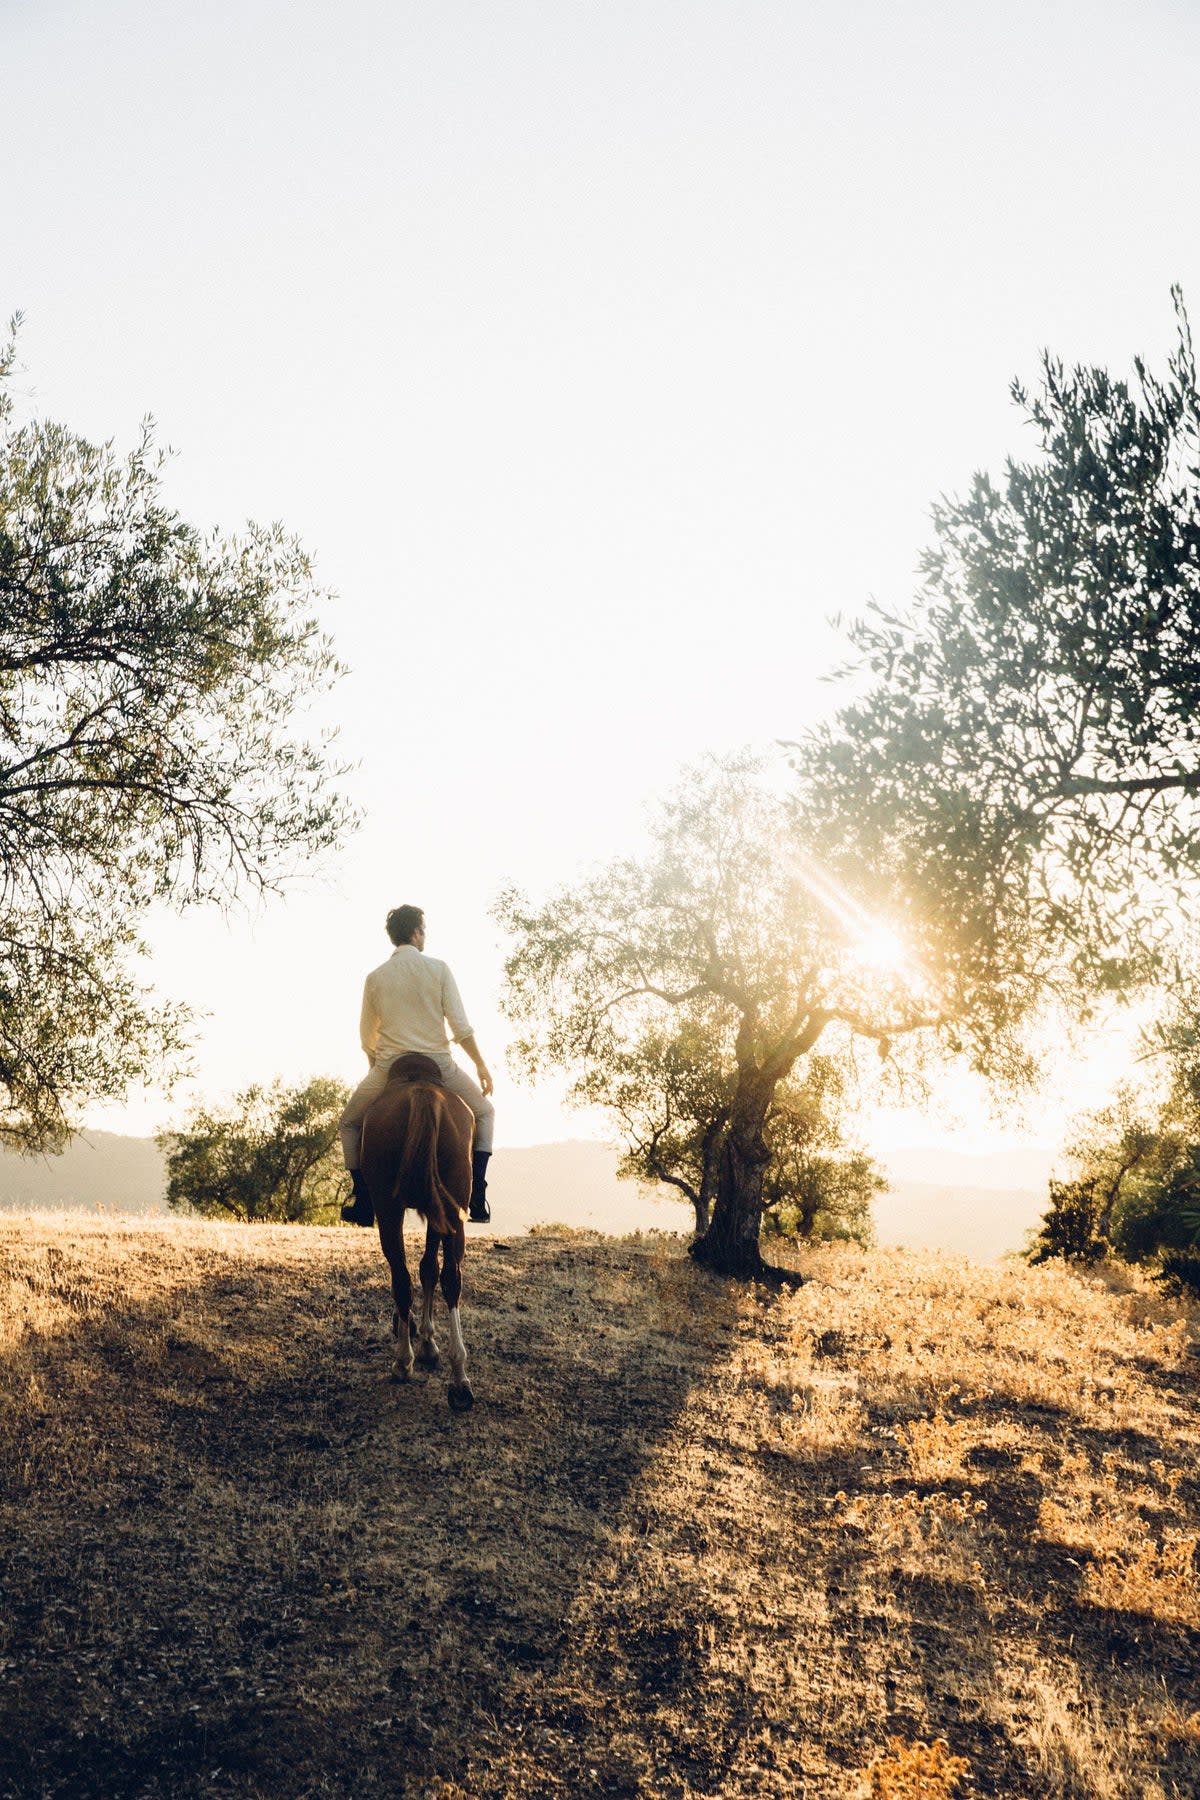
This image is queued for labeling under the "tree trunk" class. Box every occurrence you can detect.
[693,1123,723,1238]
[690,1078,779,1279]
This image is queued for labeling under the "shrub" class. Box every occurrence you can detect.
[158,1077,350,1223]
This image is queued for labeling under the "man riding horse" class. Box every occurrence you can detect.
[339,904,495,1225]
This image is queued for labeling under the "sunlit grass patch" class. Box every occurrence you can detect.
[899,1409,972,1482]
[859,1736,970,1799]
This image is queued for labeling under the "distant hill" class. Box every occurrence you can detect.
[876,1145,1052,1262]
[0,1132,1051,1258]
[0,1133,685,1233]
[0,1131,167,1215]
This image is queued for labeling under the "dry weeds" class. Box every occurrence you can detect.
[1,1217,1198,1798]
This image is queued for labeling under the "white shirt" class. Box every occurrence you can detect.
[359,946,474,1065]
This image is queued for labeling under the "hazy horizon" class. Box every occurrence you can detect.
[0,1127,1054,1261]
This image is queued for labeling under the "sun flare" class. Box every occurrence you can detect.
[791,853,916,981]
[851,924,909,974]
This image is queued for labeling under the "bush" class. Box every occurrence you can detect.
[1156,1251,1200,1300]
[1027,1179,1105,1265]
[158,1077,350,1223]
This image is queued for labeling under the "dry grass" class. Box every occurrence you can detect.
[1,1217,1199,1798]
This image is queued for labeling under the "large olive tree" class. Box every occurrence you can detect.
[496,756,939,1279]
[0,324,354,1150]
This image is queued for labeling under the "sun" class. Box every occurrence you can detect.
[851,924,909,974]
[791,852,916,981]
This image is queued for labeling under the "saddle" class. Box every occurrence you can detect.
[386,1052,444,1087]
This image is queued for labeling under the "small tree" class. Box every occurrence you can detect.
[573,1012,735,1235]
[579,1023,882,1245]
[497,756,940,1279]
[0,324,353,1152]
[1029,1055,1200,1267]
[159,1077,350,1223]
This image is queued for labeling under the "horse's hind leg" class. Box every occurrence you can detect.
[414,1227,441,1369]
[441,1223,474,1411]
[379,1214,414,1382]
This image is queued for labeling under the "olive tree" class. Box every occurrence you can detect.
[570,1012,734,1235]
[0,324,354,1150]
[1031,974,1200,1270]
[796,292,1200,1025]
[759,1057,883,1248]
[573,1015,881,1244]
[496,756,939,1279]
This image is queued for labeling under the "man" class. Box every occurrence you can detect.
[339,904,495,1226]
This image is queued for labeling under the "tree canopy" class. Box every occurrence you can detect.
[159,1077,350,1223]
[0,326,354,1150]
[497,755,934,1277]
[796,292,1200,1033]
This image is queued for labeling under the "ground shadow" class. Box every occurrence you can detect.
[0,1226,732,1799]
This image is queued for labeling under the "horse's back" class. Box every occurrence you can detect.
[362,1079,473,1217]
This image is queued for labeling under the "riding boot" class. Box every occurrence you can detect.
[468,1149,491,1223]
[340,1168,375,1228]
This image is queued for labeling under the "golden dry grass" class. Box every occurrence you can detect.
[1,1213,1199,1799]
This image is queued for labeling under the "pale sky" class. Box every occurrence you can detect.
[4,0,1198,1152]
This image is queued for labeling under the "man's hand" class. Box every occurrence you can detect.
[459,1035,494,1096]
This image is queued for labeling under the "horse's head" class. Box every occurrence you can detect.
[387,1052,443,1087]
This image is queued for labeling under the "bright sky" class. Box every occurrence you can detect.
[5,0,1198,1152]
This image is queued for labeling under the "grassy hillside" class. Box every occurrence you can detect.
[2,1215,1198,1799]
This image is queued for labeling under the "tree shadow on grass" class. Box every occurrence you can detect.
[8,1225,1197,1799]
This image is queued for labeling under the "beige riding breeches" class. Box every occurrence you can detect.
[338,1052,495,1168]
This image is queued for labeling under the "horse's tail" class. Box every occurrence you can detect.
[395,1085,464,1236]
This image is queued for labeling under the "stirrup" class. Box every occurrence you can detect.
[468,1197,491,1223]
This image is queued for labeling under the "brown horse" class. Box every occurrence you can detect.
[360,1052,475,1411]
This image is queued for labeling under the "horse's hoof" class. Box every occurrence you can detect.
[447,1381,475,1412]
[391,1362,414,1384]
[414,1342,440,1370]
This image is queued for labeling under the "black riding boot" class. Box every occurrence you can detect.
[468,1150,491,1223]
[340,1168,375,1228]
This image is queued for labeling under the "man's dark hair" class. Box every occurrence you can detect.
[386,905,425,946]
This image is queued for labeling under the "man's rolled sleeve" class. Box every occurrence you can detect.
[360,976,382,1064]
[441,967,473,1044]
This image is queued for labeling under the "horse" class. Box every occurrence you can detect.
[360,1051,476,1411]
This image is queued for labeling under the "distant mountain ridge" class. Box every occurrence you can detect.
[875,1145,1052,1261]
[0,1133,1051,1260]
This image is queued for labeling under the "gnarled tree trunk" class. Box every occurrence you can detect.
[690,1076,776,1278]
